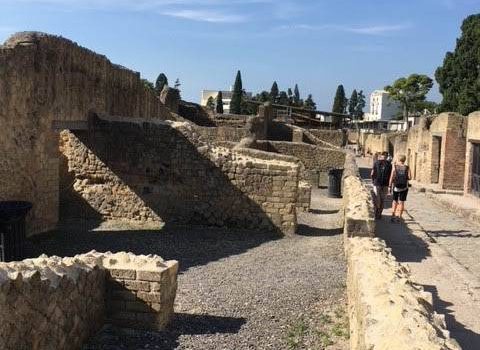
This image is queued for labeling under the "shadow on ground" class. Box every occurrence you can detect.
[84,313,246,350]
[296,224,343,237]
[422,284,480,350]
[26,223,280,273]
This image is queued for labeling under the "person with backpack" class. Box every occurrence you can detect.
[389,154,412,222]
[371,151,392,219]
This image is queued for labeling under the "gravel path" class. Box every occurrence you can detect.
[26,190,347,350]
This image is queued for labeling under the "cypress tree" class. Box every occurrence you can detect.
[230,70,243,114]
[304,94,316,110]
[155,73,168,94]
[294,84,301,105]
[216,91,224,114]
[270,81,279,102]
[348,90,358,116]
[206,96,215,111]
[332,85,347,114]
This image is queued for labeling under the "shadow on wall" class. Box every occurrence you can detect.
[422,284,480,350]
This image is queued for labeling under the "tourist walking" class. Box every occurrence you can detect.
[371,151,392,219]
[389,155,412,222]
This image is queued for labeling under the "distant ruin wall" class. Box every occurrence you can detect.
[0,32,171,234]
[307,129,346,147]
[0,251,178,350]
[61,117,299,235]
[465,112,480,195]
[252,141,346,187]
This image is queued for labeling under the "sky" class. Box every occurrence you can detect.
[0,0,479,111]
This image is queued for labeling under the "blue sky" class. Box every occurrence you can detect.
[0,0,479,110]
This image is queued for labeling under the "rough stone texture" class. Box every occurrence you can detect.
[297,180,312,212]
[0,32,170,235]
[465,111,480,196]
[347,237,461,350]
[358,132,388,155]
[60,116,300,235]
[406,113,466,190]
[194,125,251,144]
[159,86,180,114]
[342,153,375,237]
[307,129,347,147]
[252,140,346,187]
[0,251,178,350]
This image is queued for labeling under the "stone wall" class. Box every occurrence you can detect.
[358,132,387,155]
[342,154,460,349]
[347,237,460,350]
[252,141,346,187]
[194,126,251,144]
[406,113,466,190]
[61,116,300,235]
[465,111,480,195]
[0,32,171,235]
[307,129,346,147]
[0,251,178,350]
[342,153,375,237]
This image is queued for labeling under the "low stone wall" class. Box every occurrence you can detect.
[297,181,312,212]
[347,237,460,350]
[252,141,346,187]
[194,126,250,144]
[307,129,346,147]
[342,153,375,237]
[0,251,178,350]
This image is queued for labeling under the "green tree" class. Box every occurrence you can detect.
[348,89,358,116]
[256,91,271,103]
[142,79,155,92]
[206,96,215,111]
[277,91,289,105]
[304,94,316,110]
[332,85,347,114]
[230,70,243,114]
[174,78,181,90]
[355,90,366,119]
[287,88,293,105]
[385,74,433,129]
[155,73,168,94]
[436,14,480,115]
[216,91,224,114]
[294,84,301,105]
[270,81,279,103]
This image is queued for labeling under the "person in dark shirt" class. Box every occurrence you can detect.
[371,151,392,219]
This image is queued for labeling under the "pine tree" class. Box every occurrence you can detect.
[304,94,316,110]
[294,84,301,105]
[216,91,224,114]
[348,90,358,116]
[230,70,243,114]
[436,14,480,115]
[270,81,279,103]
[155,73,168,94]
[332,85,347,114]
[355,90,366,119]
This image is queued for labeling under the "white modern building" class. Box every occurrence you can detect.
[200,88,253,114]
[363,90,402,121]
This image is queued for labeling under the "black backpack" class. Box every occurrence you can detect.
[395,165,409,188]
[374,160,391,186]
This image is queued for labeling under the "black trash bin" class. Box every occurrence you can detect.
[328,169,344,198]
[0,201,32,262]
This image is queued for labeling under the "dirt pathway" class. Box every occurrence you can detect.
[358,157,480,349]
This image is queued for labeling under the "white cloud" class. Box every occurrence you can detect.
[162,9,247,23]
[277,23,412,36]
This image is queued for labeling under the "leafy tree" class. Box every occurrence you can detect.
[385,74,433,128]
[270,81,279,102]
[277,91,289,105]
[355,90,366,119]
[287,88,293,105]
[155,73,168,94]
[256,91,271,103]
[294,84,301,105]
[230,70,243,114]
[216,91,224,114]
[304,94,316,110]
[435,14,480,115]
[142,79,155,92]
[413,100,439,115]
[206,96,215,111]
[348,90,358,116]
[332,85,347,114]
